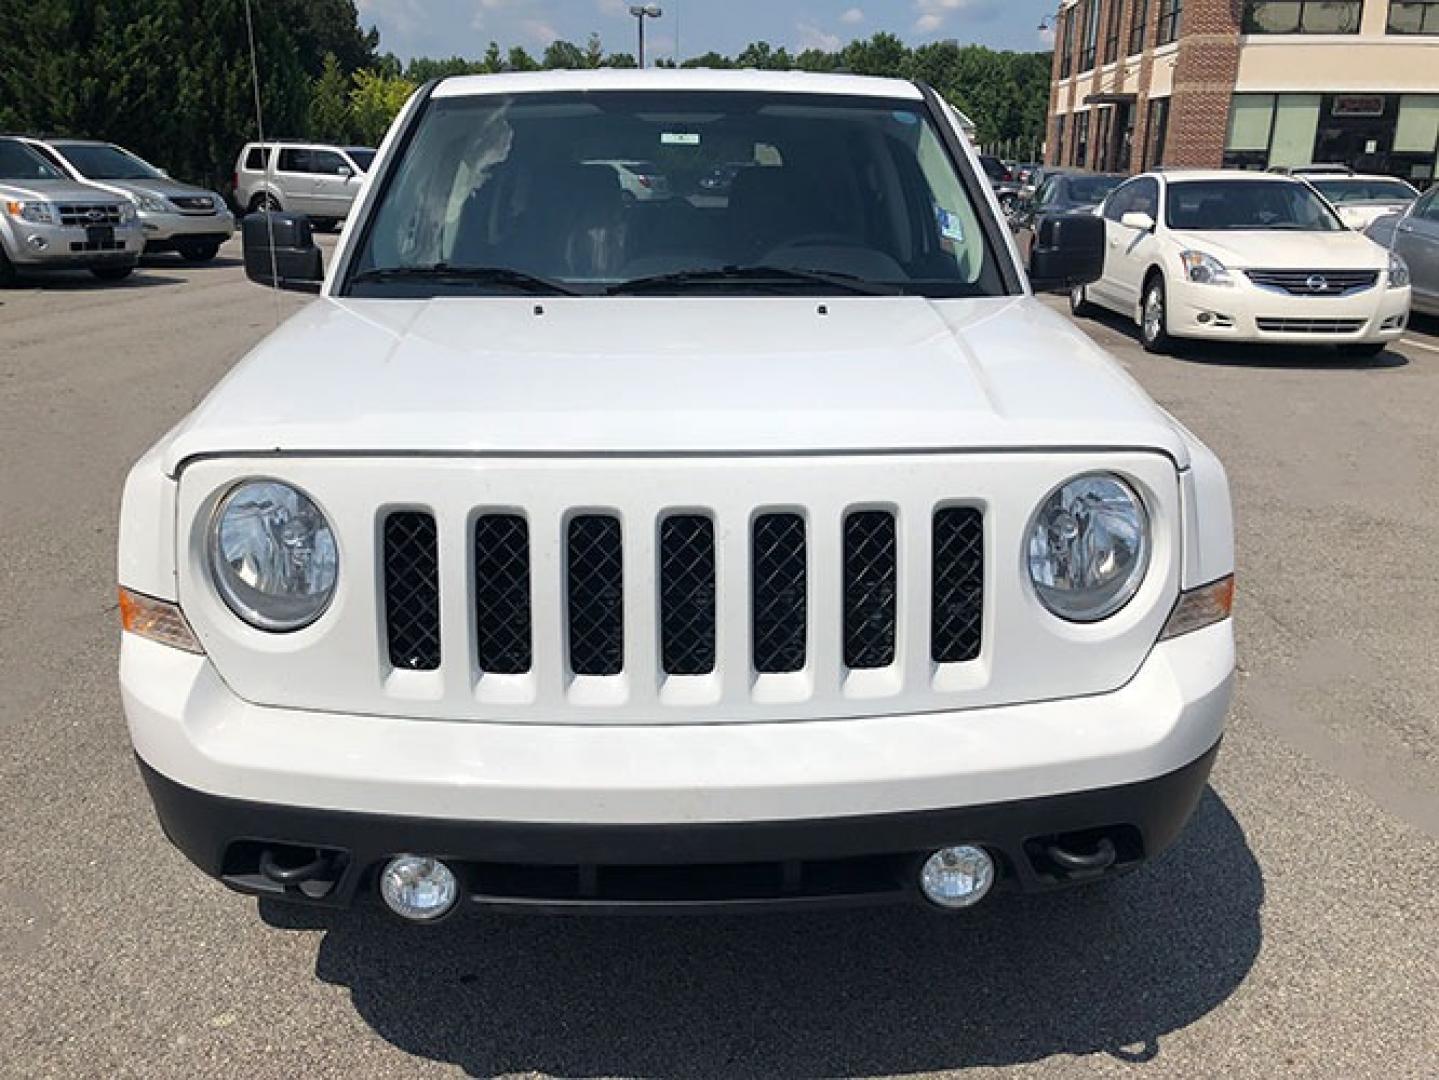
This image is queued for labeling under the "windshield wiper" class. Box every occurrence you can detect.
[351,264,580,295]
[609,265,902,296]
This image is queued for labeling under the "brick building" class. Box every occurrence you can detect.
[1046,0,1439,184]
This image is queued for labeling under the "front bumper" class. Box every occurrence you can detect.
[123,619,1233,911]
[140,208,235,246]
[4,219,143,268]
[1169,277,1410,344]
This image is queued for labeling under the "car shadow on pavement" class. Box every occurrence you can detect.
[139,255,244,270]
[261,789,1262,1077]
[4,271,185,291]
[1078,305,1410,371]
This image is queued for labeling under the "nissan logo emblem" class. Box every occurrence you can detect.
[1306,274,1328,293]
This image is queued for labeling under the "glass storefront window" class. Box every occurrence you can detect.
[1143,97,1170,168]
[1073,111,1091,167]
[1270,95,1323,166]
[1389,0,1439,33]
[1080,0,1100,71]
[1243,0,1363,33]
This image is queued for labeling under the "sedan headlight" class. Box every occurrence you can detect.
[132,193,167,213]
[4,199,55,224]
[1179,250,1232,286]
[1027,473,1150,622]
[1388,251,1410,289]
[208,480,339,631]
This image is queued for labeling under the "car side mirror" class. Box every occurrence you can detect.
[243,212,323,293]
[1121,210,1155,232]
[337,165,353,179]
[1028,211,1105,292]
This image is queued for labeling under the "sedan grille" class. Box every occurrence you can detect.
[1255,317,1366,334]
[1245,269,1378,296]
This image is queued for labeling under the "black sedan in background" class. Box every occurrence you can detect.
[1010,170,1126,264]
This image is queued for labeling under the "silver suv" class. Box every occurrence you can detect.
[24,137,234,262]
[233,141,376,230]
[0,136,143,283]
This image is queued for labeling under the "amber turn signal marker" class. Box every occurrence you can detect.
[1159,575,1235,641]
[119,587,204,654]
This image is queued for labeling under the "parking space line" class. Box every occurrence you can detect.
[1401,337,1439,354]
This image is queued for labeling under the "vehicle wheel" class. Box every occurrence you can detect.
[176,241,220,263]
[1069,282,1093,318]
[0,246,17,287]
[1139,275,1172,354]
[91,265,134,282]
[249,193,281,214]
[1339,341,1387,358]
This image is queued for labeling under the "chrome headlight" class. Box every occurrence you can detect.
[1027,473,1150,622]
[4,199,55,224]
[1388,251,1410,289]
[208,480,339,631]
[1179,250,1232,286]
[132,193,166,214]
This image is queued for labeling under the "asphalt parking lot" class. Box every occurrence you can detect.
[1,240,1436,1078]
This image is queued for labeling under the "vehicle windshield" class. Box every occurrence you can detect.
[55,143,164,180]
[1312,178,1417,204]
[348,90,1003,298]
[346,148,376,172]
[1166,179,1344,232]
[1066,174,1123,205]
[0,139,63,182]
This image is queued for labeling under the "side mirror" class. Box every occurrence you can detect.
[243,212,323,293]
[337,164,354,179]
[1028,211,1105,292]
[1121,210,1155,232]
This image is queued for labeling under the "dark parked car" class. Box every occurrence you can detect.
[1010,170,1126,265]
[978,154,1022,213]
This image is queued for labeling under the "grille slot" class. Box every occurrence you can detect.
[567,515,624,675]
[931,507,984,663]
[474,514,532,674]
[659,515,716,675]
[57,203,123,227]
[383,512,441,671]
[843,510,897,669]
[1255,317,1365,334]
[752,513,807,673]
[1245,269,1377,296]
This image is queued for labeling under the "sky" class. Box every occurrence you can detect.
[355,0,1057,64]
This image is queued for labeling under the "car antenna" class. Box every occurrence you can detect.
[243,0,283,324]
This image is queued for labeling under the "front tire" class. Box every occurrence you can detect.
[91,265,134,282]
[1140,275,1172,354]
[1069,282,1093,318]
[248,193,281,214]
[0,246,17,287]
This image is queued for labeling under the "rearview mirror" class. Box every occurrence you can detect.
[243,212,323,293]
[1121,210,1155,232]
[1028,211,1104,292]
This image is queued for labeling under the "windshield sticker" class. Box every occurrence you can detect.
[661,132,700,146]
[892,110,919,125]
[936,206,965,244]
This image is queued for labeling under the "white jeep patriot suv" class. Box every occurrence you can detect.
[119,71,1235,920]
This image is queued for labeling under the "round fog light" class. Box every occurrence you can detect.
[380,855,458,921]
[920,845,995,909]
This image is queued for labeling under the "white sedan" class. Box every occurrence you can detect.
[1074,169,1411,357]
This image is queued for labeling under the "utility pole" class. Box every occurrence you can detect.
[630,4,662,68]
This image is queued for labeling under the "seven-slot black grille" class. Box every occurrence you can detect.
[474,514,532,674]
[659,515,717,675]
[1245,269,1378,296]
[379,505,987,681]
[383,512,441,671]
[752,513,808,674]
[843,511,897,669]
[567,515,625,676]
[931,507,985,663]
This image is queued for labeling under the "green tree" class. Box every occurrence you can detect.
[542,39,586,70]
[309,52,352,144]
[348,68,415,146]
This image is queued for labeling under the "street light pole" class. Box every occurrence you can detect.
[629,4,662,68]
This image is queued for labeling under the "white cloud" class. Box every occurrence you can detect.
[597,0,629,16]
[521,17,560,44]
[797,21,843,51]
[840,7,865,24]
[913,0,981,34]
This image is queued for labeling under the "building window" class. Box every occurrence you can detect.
[1054,115,1068,165]
[1389,0,1439,33]
[1157,0,1183,42]
[1080,0,1100,71]
[1242,0,1362,33]
[1060,8,1075,76]
[1143,97,1170,168]
[1129,0,1150,53]
[1074,111,1091,167]
[1104,0,1123,62]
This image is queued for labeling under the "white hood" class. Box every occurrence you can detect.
[161,295,1191,472]
[1168,228,1387,270]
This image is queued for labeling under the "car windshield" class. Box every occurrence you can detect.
[0,139,63,181]
[1312,178,1417,204]
[56,143,164,180]
[1066,175,1123,205]
[348,90,1003,298]
[1166,179,1344,232]
[346,148,376,172]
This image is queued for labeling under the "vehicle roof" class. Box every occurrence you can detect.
[1304,173,1416,185]
[432,68,922,101]
[1151,169,1303,184]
